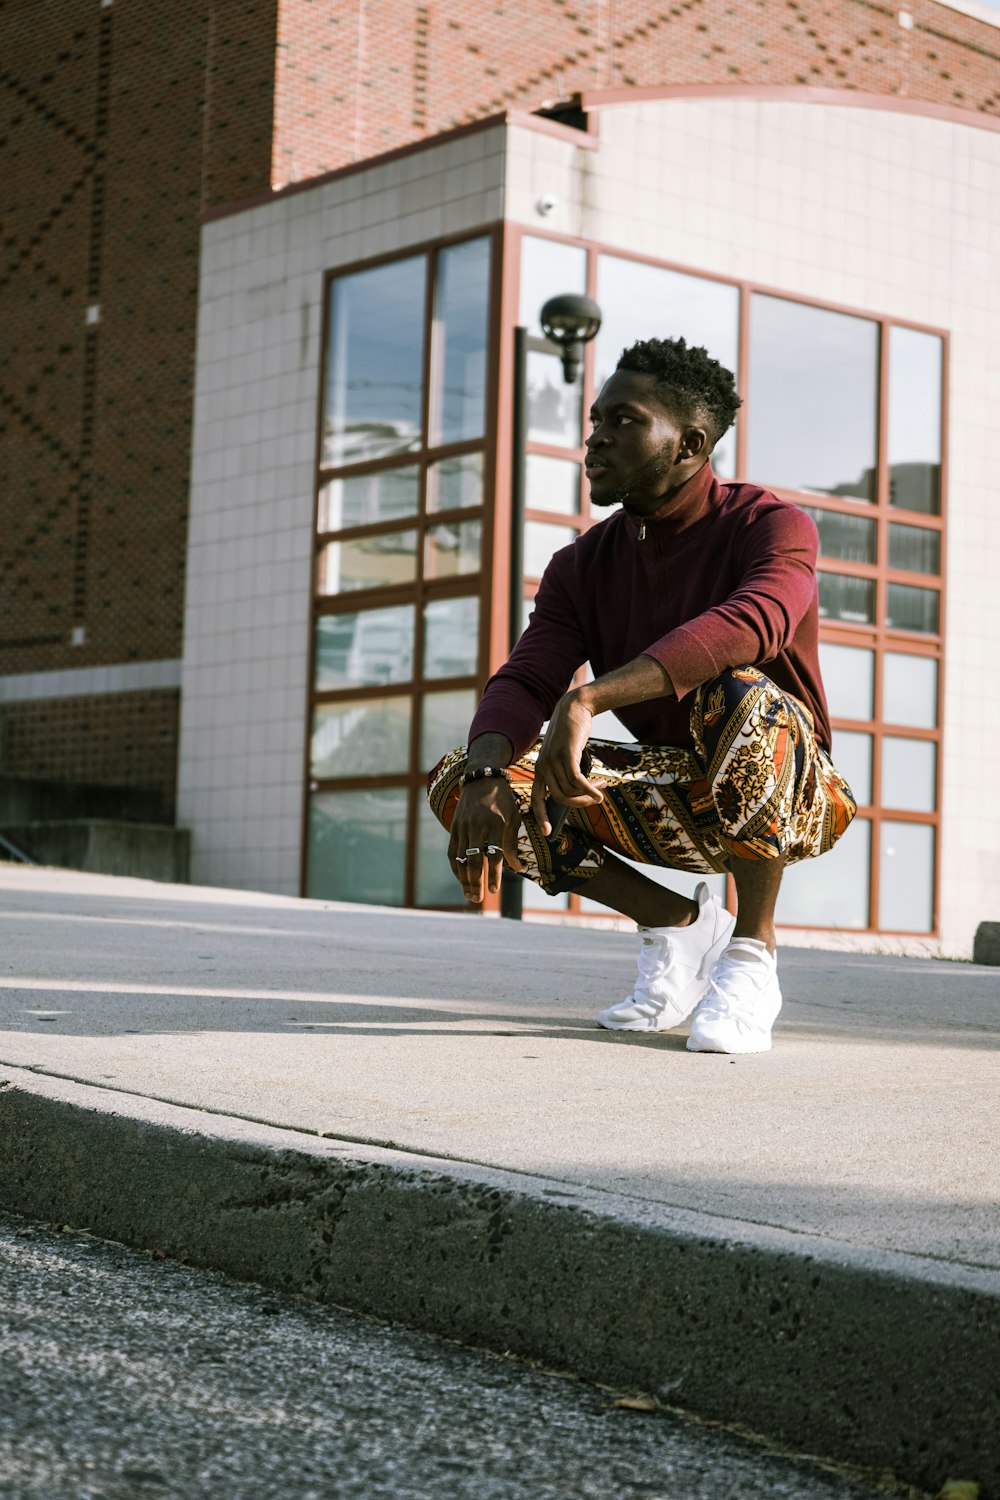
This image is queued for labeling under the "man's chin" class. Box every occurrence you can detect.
[587,477,626,509]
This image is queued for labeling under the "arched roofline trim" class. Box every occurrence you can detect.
[576,82,1000,137]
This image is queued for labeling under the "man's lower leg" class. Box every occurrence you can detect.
[581,852,699,928]
[729,853,787,954]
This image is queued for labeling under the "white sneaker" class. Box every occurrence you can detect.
[686,940,782,1054]
[596,882,736,1032]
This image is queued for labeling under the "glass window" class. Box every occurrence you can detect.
[524,520,576,579]
[888,523,940,575]
[595,256,740,478]
[318,529,418,595]
[310,696,411,779]
[883,652,937,728]
[317,466,420,534]
[424,518,482,580]
[527,349,582,448]
[747,296,878,501]
[879,821,935,933]
[818,642,874,721]
[802,507,876,565]
[882,736,936,813]
[307,788,408,905]
[888,327,943,515]
[525,453,580,515]
[323,256,425,467]
[314,606,415,691]
[774,818,871,929]
[420,688,478,769]
[415,799,462,906]
[519,235,587,330]
[423,596,479,680]
[427,452,483,513]
[432,238,490,446]
[818,572,875,625]
[886,582,939,634]
[831,730,872,806]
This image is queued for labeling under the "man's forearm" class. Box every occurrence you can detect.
[466,732,515,772]
[572,654,674,715]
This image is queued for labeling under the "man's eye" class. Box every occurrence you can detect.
[616,414,633,425]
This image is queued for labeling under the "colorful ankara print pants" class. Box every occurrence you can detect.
[427,667,858,897]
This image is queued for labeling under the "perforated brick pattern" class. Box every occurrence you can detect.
[1,688,180,820]
[272,0,1000,186]
[0,0,277,800]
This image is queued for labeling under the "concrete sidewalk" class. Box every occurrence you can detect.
[1,866,997,1493]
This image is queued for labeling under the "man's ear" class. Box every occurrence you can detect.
[678,426,709,462]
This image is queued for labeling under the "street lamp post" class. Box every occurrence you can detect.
[500,293,602,922]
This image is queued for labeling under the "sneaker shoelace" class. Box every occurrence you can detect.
[633,932,677,1002]
[701,945,774,1024]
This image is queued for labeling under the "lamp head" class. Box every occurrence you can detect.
[539,293,602,384]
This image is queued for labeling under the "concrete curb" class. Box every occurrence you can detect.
[2,1065,997,1494]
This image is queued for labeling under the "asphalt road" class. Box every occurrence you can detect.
[0,1214,907,1500]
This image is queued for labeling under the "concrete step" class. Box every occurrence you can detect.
[0,1068,996,1498]
[0,866,996,1495]
[0,819,189,882]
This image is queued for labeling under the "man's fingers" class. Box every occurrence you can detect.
[469,854,487,904]
[449,785,523,900]
[501,815,523,874]
[459,851,486,904]
[536,760,603,813]
[529,777,551,836]
[558,753,604,800]
[486,845,505,894]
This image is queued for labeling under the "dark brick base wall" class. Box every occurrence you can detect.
[0,690,180,822]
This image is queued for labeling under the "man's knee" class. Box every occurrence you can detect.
[692,666,786,741]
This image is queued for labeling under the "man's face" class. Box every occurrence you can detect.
[584,369,699,512]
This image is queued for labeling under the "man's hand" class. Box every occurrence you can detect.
[448,776,524,905]
[530,691,604,837]
[529,656,675,836]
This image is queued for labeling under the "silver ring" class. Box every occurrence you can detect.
[463,847,482,857]
[455,855,469,865]
[484,845,503,856]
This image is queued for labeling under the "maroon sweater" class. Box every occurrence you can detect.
[470,462,832,756]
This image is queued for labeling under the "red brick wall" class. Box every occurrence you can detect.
[0,0,278,805]
[0,689,181,820]
[0,0,278,680]
[273,0,1000,185]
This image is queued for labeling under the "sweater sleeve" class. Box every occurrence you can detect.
[468,549,588,759]
[643,503,819,699]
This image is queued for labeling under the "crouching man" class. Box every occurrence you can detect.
[427,337,857,1054]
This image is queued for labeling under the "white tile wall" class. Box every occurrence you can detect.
[506,101,1000,955]
[179,128,506,895]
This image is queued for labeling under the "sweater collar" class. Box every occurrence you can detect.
[622,461,720,540]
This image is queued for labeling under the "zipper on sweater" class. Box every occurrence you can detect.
[638,519,646,541]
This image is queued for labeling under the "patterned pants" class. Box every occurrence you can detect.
[427,667,858,897]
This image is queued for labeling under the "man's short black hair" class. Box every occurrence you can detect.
[615,336,742,447]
